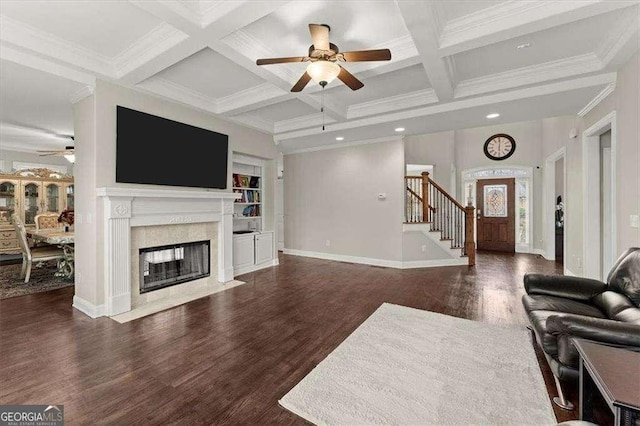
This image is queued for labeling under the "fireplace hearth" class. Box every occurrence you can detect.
[139,240,210,293]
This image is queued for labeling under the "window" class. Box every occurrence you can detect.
[484,185,508,217]
[517,180,529,244]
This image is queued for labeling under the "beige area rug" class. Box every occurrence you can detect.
[111,280,245,323]
[279,303,556,425]
[0,260,73,299]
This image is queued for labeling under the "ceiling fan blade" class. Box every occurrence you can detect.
[291,71,312,92]
[309,24,330,51]
[337,66,364,91]
[341,49,392,62]
[256,56,307,65]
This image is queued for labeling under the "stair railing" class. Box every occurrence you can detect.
[405,172,476,266]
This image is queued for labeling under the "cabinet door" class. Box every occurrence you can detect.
[0,180,18,226]
[64,184,75,210]
[44,183,62,212]
[233,235,255,270]
[255,233,274,265]
[21,182,42,225]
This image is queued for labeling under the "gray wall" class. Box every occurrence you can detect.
[582,51,639,260]
[284,140,405,262]
[405,131,455,194]
[0,149,72,174]
[74,79,277,308]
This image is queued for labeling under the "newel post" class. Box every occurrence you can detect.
[464,204,476,266]
[421,172,429,222]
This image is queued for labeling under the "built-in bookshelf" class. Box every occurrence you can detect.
[232,154,263,233]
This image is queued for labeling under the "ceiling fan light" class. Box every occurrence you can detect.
[306,61,340,85]
[64,154,75,164]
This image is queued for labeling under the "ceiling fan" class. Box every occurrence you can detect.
[256,24,391,92]
[38,142,75,163]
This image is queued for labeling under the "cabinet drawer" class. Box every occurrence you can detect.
[0,230,17,240]
[0,239,18,249]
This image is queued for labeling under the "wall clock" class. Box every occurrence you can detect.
[484,133,516,161]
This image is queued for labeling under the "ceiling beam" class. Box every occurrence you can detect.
[439,0,639,57]
[397,1,454,101]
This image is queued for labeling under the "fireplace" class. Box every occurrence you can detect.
[139,240,210,293]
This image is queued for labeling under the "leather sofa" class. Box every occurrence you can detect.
[522,247,640,410]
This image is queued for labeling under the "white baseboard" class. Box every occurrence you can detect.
[73,295,105,318]
[564,268,578,277]
[283,248,467,269]
[234,258,279,276]
[530,248,554,260]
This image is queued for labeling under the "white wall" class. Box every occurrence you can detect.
[0,149,72,174]
[73,80,277,309]
[284,140,405,263]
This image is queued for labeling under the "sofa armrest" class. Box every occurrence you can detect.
[524,274,606,301]
[546,315,640,367]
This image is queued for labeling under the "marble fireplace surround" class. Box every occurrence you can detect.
[97,187,239,317]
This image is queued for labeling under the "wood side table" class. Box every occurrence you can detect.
[574,339,640,426]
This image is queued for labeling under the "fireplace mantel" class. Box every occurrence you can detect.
[96,187,240,316]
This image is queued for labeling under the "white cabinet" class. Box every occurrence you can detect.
[255,233,274,265]
[232,231,275,276]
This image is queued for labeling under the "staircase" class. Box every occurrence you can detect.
[405,172,476,266]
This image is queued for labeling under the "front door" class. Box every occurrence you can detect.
[476,178,515,252]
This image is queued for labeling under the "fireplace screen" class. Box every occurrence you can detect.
[139,240,210,293]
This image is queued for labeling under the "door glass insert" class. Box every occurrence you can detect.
[484,184,507,217]
[46,184,59,212]
[0,182,16,224]
[517,180,529,244]
[24,183,39,224]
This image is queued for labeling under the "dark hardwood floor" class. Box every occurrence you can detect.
[0,251,608,424]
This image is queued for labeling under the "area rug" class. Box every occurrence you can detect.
[0,260,73,299]
[279,303,556,425]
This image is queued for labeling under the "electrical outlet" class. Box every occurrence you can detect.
[421,245,427,252]
[631,215,640,229]
[325,240,331,247]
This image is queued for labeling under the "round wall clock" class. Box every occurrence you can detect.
[484,133,516,161]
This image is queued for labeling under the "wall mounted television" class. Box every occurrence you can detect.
[116,106,228,189]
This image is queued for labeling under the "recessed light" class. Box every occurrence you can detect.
[335,136,344,141]
[486,113,500,119]
[516,43,531,49]
[395,127,405,132]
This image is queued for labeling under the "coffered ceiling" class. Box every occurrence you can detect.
[0,0,638,153]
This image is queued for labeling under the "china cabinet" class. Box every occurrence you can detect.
[0,168,73,254]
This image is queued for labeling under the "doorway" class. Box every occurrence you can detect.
[582,112,617,280]
[476,178,516,252]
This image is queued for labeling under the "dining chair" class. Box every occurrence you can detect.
[35,212,59,230]
[12,215,64,283]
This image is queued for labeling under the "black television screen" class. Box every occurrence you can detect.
[116,106,228,189]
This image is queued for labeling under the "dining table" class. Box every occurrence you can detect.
[26,228,75,279]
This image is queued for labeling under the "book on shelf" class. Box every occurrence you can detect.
[241,205,260,217]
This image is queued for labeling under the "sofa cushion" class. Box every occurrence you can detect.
[593,291,640,324]
[607,248,640,306]
[522,294,606,318]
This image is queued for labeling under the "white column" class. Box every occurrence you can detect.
[218,199,235,282]
[103,196,133,315]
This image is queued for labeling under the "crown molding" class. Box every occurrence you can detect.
[274,114,336,134]
[439,0,634,56]
[113,23,189,78]
[226,114,273,134]
[597,11,640,67]
[69,85,95,104]
[454,53,603,99]
[216,83,289,115]
[281,135,404,155]
[347,89,438,119]
[577,82,616,117]
[0,44,96,86]
[0,15,114,77]
[137,77,217,114]
[275,72,617,141]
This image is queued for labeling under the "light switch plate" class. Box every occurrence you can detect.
[631,214,640,229]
